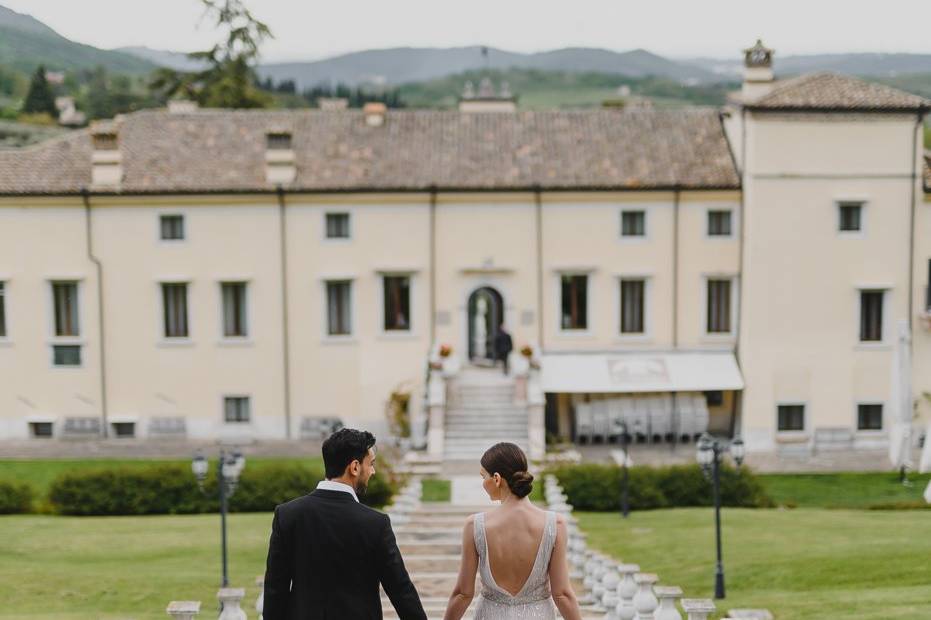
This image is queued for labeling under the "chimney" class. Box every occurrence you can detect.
[363,102,387,127]
[265,129,296,184]
[90,120,122,189]
[168,99,199,114]
[741,39,775,101]
[317,97,349,111]
[458,77,517,113]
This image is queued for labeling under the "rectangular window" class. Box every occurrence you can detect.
[777,404,805,431]
[926,259,931,311]
[704,391,724,407]
[621,210,645,237]
[112,422,136,438]
[708,210,732,236]
[859,290,883,342]
[266,132,292,150]
[162,283,189,338]
[383,276,411,331]
[52,282,79,336]
[29,422,53,438]
[560,275,588,330]
[221,282,248,338]
[160,215,184,240]
[0,281,6,338]
[857,404,883,431]
[838,202,862,232]
[224,396,251,423]
[706,279,732,334]
[620,279,645,334]
[53,345,81,366]
[326,280,352,336]
[325,213,350,239]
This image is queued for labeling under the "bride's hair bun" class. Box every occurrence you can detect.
[509,470,535,499]
[480,442,534,499]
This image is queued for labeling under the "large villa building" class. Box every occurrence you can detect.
[1,42,930,458]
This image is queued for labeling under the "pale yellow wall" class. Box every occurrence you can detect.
[433,196,538,356]
[286,197,432,435]
[90,200,287,439]
[0,202,102,439]
[912,191,931,426]
[739,113,923,451]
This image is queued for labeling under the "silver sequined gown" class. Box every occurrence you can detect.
[472,510,558,619]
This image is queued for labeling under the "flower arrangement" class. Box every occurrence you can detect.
[438,344,453,358]
[520,344,533,357]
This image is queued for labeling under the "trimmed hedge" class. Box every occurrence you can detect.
[0,479,34,514]
[548,463,773,511]
[48,463,400,516]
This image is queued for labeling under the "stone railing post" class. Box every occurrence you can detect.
[601,566,622,619]
[217,588,247,620]
[426,369,446,458]
[527,365,545,460]
[653,586,683,620]
[255,575,264,620]
[615,563,640,620]
[681,599,716,620]
[633,573,658,619]
[166,601,200,619]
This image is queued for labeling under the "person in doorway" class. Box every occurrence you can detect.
[494,323,514,376]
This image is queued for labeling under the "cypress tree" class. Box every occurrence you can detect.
[22,65,58,118]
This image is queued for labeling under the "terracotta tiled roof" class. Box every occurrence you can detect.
[0,107,740,195]
[740,72,931,111]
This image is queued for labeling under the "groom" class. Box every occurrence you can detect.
[263,428,427,620]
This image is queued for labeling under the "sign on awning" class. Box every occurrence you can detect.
[540,351,744,393]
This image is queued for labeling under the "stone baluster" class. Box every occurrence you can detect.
[581,554,604,604]
[614,563,640,620]
[600,566,622,619]
[633,573,658,620]
[166,601,200,619]
[653,586,683,620]
[217,588,247,620]
[255,575,264,620]
[681,599,716,620]
[591,559,612,607]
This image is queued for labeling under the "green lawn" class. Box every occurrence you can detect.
[578,508,931,620]
[421,478,451,502]
[758,472,931,509]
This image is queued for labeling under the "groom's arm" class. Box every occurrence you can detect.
[378,514,428,620]
[263,506,292,620]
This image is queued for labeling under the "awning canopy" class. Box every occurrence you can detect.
[540,351,744,394]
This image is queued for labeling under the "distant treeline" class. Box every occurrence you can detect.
[256,76,405,108]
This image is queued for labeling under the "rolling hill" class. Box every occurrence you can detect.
[0,4,154,74]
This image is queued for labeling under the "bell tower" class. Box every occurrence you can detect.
[741,39,775,101]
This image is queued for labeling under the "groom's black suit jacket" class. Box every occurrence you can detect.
[263,488,427,620]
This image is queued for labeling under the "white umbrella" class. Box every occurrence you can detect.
[889,320,913,471]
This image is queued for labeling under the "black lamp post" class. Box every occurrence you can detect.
[192,449,246,588]
[696,432,745,600]
[618,422,631,519]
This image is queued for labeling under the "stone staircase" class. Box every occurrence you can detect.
[382,496,606,619]
[444,368,530,461]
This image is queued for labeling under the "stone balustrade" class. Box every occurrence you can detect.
[166,601,200,619]
[255,575,264,620]
[543,474,767,620]
[217,588,247,620]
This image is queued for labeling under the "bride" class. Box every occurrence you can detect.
[442,442,583,620]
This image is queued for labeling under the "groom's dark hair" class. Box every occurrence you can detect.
[322,428,377,479]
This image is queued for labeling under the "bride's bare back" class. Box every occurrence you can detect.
[482,503,547,596]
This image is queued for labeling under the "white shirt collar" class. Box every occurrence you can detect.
[316,479,359,502]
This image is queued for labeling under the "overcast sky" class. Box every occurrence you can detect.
[5,0,931,62]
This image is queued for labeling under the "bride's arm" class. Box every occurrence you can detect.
[549,514,583,620]
[443,515,478,620]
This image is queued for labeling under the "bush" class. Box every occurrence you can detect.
[0,480,34,514]
[547,463,773,511]
[47,461,401,516]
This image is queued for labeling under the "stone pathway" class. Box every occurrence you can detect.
[383,480,606,620]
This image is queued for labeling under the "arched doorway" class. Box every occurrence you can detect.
[467,286,504,364]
